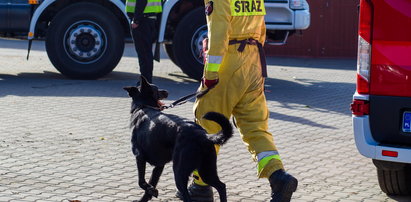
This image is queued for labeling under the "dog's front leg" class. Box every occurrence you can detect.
[136,156,149,189]
[147,165,164,196]
[139,165,164,201]
[136,156,154,202]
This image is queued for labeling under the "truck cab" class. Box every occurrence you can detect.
[351,0,411,195]
[0,0,310,80]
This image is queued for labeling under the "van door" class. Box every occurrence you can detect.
[369,0,411,97]
[368,0,411,146]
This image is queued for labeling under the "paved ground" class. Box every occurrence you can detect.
[0,38,410,202]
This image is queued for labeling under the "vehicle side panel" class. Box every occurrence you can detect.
[0,0,8,30]
[370,0,411,97]
[0,0,31,32]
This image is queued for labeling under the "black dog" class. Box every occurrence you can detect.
[124,76,233,202]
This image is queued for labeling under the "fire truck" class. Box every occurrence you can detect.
[352,0,411,195]
[0,0,310,80]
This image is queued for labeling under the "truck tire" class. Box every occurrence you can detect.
[164,44,178,66]
[373,159,411,195]
[46,2,124,79]
[173,7,207,81]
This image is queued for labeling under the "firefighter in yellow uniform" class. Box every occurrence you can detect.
[185,0,298,201]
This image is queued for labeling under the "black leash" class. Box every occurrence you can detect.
[161,88,211,110]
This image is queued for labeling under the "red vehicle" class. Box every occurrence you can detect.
[351,0,411,195]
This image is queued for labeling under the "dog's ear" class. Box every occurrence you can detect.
[123,86,139,97]
[140,76,153,94]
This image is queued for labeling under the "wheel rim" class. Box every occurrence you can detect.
[190,24,208,65]
[63,20,107,64]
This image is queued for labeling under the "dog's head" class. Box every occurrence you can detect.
[124,76,168,110]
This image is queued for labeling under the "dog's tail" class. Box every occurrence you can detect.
[203,112,233,145]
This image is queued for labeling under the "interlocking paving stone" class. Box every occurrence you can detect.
[1,39,411,201]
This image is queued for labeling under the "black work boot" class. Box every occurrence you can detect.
[175,182,214,202]
[269,169,298,202]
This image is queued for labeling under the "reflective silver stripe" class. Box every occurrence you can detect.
[257,151,279,161]
[147,2,162,6]
[207,55,223,64]
[127,2,136,6]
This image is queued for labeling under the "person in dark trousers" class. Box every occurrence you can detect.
[126,0,162,83]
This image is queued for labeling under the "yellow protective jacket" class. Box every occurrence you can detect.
[204,0,267,79]
[195,0,284,179]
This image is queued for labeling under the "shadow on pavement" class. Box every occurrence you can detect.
[0,71,199,102]
[268,111,337,129]
[1,77,352,130]
[266,57,356,71]
[264,76,355,116]
[0,60,354,129]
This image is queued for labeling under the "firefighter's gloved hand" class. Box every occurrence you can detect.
[203,55,219,89]
[202,70,219,89]
[202,78,219,89]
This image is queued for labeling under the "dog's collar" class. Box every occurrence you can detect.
[131,104,162,114]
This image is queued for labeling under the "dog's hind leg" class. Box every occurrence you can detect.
[200,172,226,202]
[173,171,192,202]
[208,180,226,202]
[173,156,195,202]
[198,156,227,202]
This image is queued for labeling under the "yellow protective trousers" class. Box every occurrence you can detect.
[193,43,284,180]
